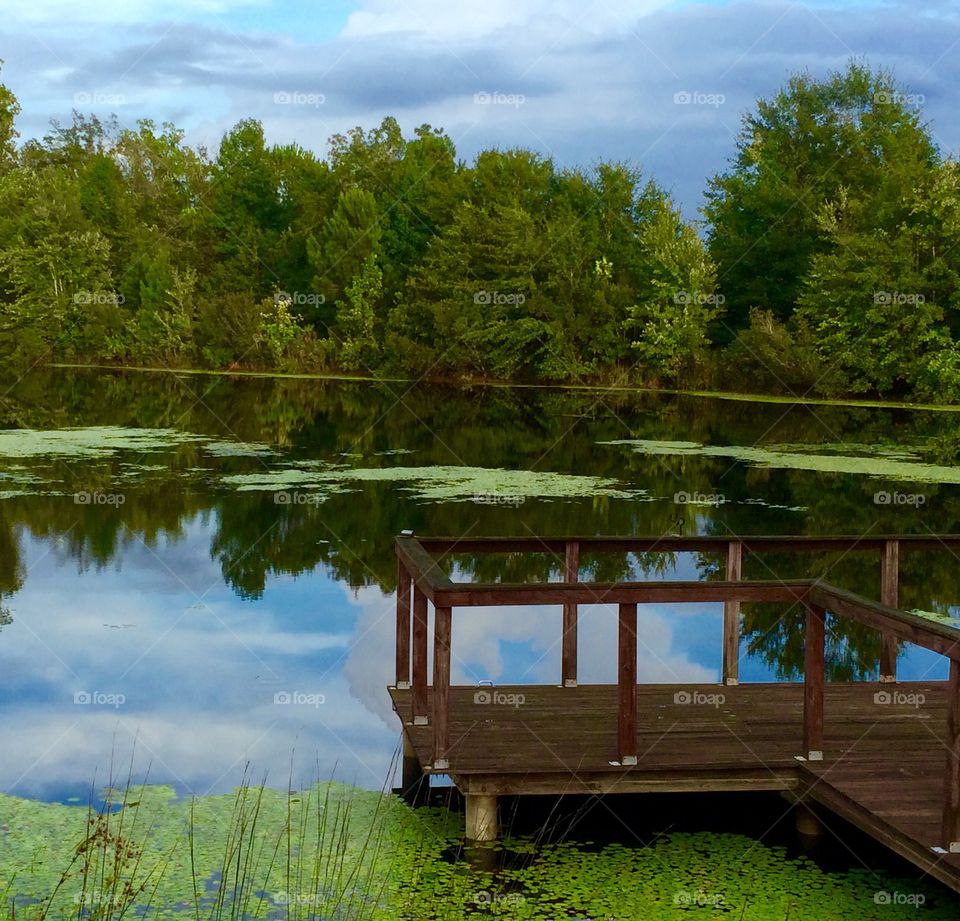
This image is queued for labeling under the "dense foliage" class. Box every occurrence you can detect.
[1,60,959,399]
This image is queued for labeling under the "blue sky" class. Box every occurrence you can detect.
[2,0,959,215]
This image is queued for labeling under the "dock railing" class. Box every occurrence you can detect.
[393,534,960,851]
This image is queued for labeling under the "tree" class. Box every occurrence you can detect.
[0,62,20,173]
[335,254,383,371]
[704,61,940,336]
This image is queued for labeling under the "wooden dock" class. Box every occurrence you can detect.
[388,535,960,893]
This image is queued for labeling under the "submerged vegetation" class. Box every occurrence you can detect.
[1,61,960,402]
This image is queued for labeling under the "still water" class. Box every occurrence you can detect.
[0,368,957,802]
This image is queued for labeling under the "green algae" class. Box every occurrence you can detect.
[0,427,273,461]
[603,438,960,484]
[223,464,645,503]
[0,787,954,920]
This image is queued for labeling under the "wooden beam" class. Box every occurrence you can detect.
[432,604,452,770]
[434,579,812,608]
[396,559,412,689]
[412,586,429,725]
[396,536,453,602]
[879,540,900,682]
[803,603,825,761]
[811,583,960,660]
[562,541,580,687]
[618,602,638,765]
[723,541,742,686]
[943,658,960,852]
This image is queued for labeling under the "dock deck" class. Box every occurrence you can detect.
[389,535,960,894]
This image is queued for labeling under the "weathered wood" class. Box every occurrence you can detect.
[396,560,412,689]
[811,583,960,660]
[434,579,812,608]
[417,534,960,555]
[879,540,900,682]
[803,603,825,761]
[396,535,452,602]
[723,541,742,686]
[943,658,960,851]
[562,541,580,687]
[412,587,429,724]
[432,604,452,769]
[618,602,638,765]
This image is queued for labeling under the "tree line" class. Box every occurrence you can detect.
[1,61,959,400]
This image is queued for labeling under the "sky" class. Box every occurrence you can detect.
[1,0,959,216]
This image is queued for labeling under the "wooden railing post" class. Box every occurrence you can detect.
[803,603,825,761]
[562,541,580,687]
[396,559,412,689]
[618,602,638,766]
[412,587,429,725]
[942,658,960,852]
[723,540,742,686]
[432,605,452,770]
[879,539,899,682]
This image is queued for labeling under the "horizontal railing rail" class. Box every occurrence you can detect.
[393,534,960,850]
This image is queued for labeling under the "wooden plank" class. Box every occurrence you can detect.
[879,540,899,682]
[618,603,638,765]
[803,603,825,760]
[811,583,960,659]
[418,534,960,555]
[432,605,452,770]
[562,541,580,687]
[412,586,428,724]
[434,579,812,608]
[395,559,412,689]
[943,658,960,851]
[723,541,742,686]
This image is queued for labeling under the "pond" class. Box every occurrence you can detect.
[2,368,960,917]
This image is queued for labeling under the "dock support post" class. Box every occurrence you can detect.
[879,540,899,682]
[401,734,427,806]
[412,587,429,725]
[941,658,960,852]
[618,602,638,766]
[396,559,412,689]
[465,794,498,842]
[432,604,452,770]
[562,541,580,687]
[723,540,742,686]
[795,803,823,843]
[803,603,825,761]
